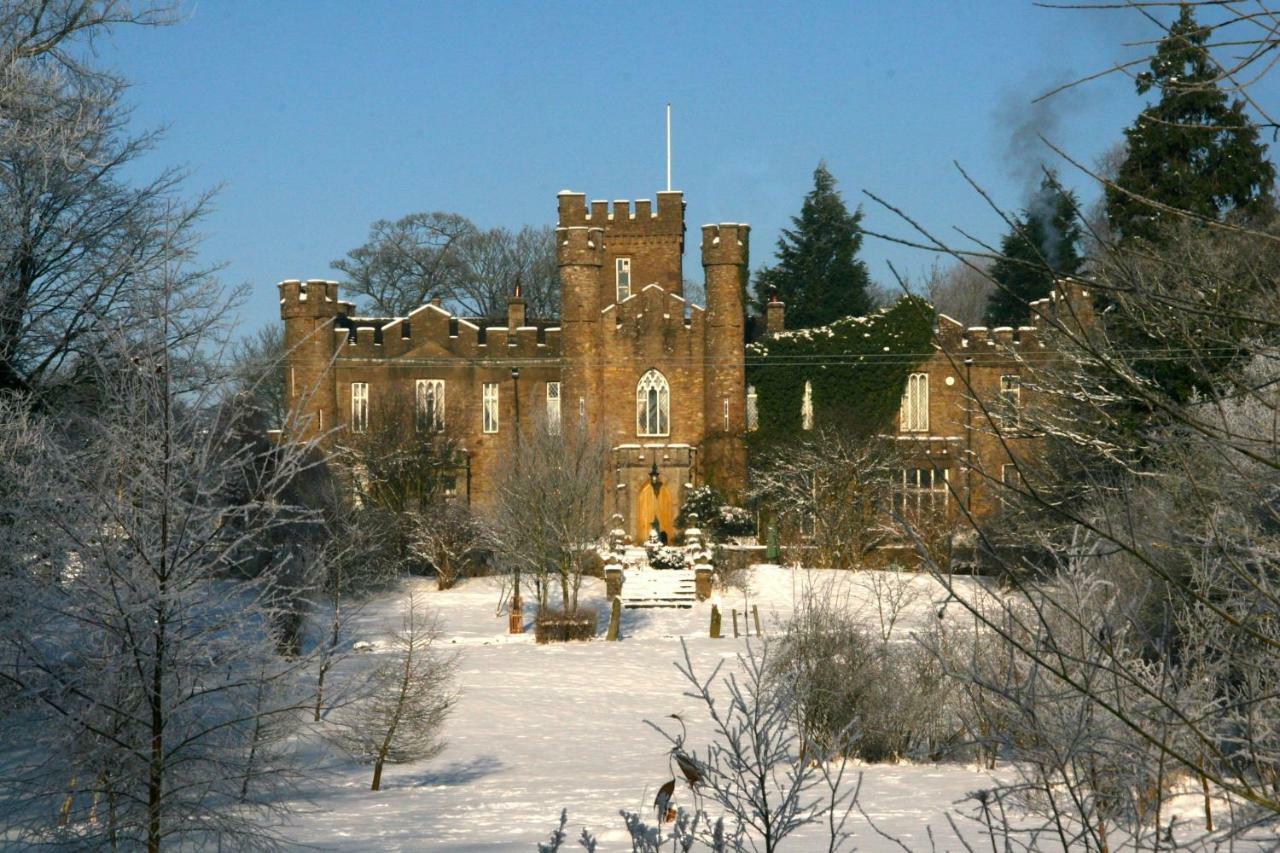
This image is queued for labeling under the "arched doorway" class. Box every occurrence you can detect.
[634,480,676,544]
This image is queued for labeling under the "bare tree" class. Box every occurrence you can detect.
[923,259,994,326]
[0,2,214,399]
[748,428,901,570]
[331,211,474,317]
[0,292,333,850]
[490,417,610,618]
[453,223,559,318]
[411,502,492,591]
[334,591,457,792]
[331,215,558,318]
[229,324,286,429]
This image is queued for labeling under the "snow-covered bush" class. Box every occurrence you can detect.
[716,505,755,536]
[648,545,688,571]
[771,588,961,762]
[677,485,755,540]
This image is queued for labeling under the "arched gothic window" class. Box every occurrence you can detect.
[636,369,670,437]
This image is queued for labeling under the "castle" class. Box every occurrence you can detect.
[280,190,749,544]
[279,186,1090,554]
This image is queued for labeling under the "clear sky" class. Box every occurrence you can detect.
[93,0,1278,335]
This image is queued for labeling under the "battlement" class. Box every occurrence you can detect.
[557,190,684,235]
[279,278,342,319]
[333,298,561,363]
[700,223,751,266]
[556,226,606,266]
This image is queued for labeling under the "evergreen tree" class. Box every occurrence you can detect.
[984,175,1082,327]
[753,163,874,328]
[1106,4,1276,241]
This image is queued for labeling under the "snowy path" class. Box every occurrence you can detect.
[282,568,1013,850]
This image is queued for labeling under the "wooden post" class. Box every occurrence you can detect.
[752,604,762,636]
[606,597,622,641]
[732,609,740,638]
[710,604,722,639]
[508,592,524,634]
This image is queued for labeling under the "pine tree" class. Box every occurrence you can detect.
[753,162,874,328]
[1106,4,1276,242]
[984,175,1082,327]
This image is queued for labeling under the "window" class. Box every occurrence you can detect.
[1001,463,1023,510]
[482,382,499,433]
[998,375,1021,427]
[415,379,445,431]
[350,382,369,433]
[636,369,670,436]
[801,380,814,431]
[746,385,758,431]
[895,467,948,518]
[900,373,929,433]
[546,381,561,435]
[615,257,632,302]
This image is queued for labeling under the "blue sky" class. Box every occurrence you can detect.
[94,1,1277,335]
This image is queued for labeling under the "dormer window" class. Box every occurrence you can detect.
[615,257,632,302]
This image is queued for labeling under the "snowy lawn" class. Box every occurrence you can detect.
[282,567,1018,850]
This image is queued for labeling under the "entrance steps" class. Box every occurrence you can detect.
[618,567,698,609]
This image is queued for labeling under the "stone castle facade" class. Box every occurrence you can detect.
[279,186,1090,552]
[280,190,749,543]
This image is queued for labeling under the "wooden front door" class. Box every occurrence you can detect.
[634,481,676,544]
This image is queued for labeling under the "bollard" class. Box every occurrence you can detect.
[606,596,622,641]
[752,604,762,636]
[710,604,722,639]
[732,609,740,638]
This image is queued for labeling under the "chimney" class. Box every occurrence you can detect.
[765,286,785,336]
[507,278,527,329]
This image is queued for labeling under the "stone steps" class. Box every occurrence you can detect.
[618,568,698,609]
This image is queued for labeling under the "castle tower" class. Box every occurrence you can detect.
[279,278,341,439]
[701,223,750,493]
[556,217,605,428]
[557,190,685,302]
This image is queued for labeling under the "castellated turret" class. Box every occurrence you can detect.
[556,224,606,428]
[279,279,342,439]
[557,190,686,298]
[700,223,750,492]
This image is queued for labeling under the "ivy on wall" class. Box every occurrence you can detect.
[746,295,936,444]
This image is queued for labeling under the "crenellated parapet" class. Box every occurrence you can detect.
[700,223,750,267]
[279,278,342,320]
[557,190,684,236]
[335,302,561,363]
[556,225,606,267]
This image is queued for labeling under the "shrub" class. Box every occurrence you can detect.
[677,484,725,530]
[534,607,598,643]
[717,505,756,536]
[648,545,689,571]
[771,590,962,762]
[678,485,756,539]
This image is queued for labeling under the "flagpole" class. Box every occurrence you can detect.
[666,102,672,191]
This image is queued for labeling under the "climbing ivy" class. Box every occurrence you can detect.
[746,295,935,444]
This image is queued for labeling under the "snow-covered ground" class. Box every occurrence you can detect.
[282,567,1272,851]
[283,567,1015,851]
